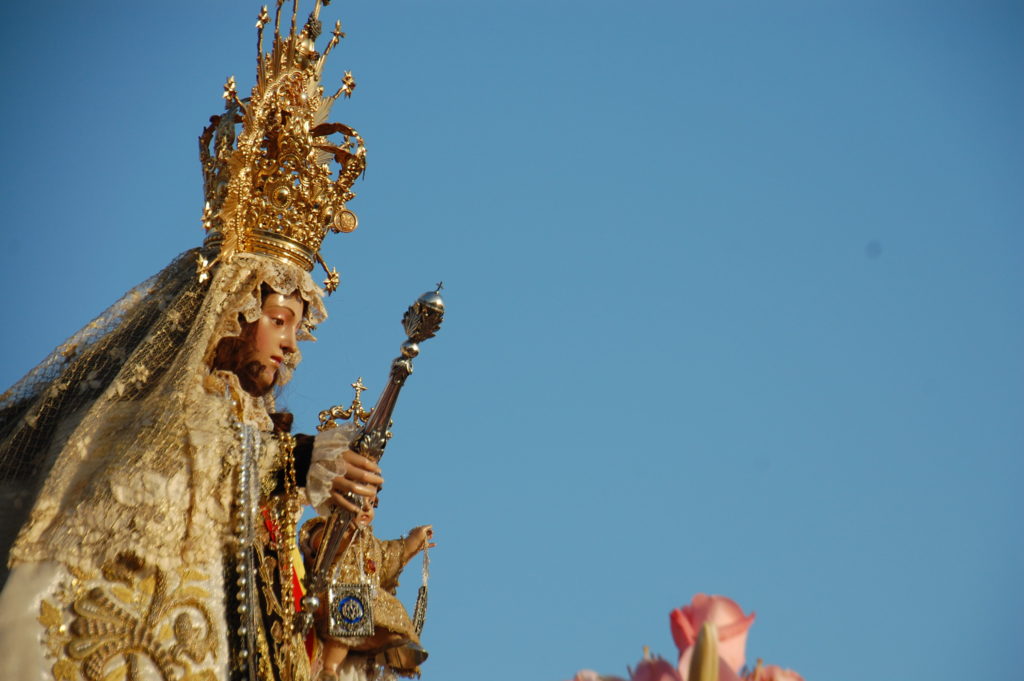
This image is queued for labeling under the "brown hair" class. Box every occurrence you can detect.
[210,317,273,396]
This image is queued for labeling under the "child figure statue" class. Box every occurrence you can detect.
[300,475,435,681]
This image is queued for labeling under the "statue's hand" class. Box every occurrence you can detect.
[329,449,383,514]
[307,425,384,515]
[403,525,435,563]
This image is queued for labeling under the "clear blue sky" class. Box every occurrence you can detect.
[2,2,1021,679]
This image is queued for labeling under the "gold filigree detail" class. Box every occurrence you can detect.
[317,377,371,431]
[223,75,238,103]
[340,70,356,98]
[323,267,340,294]
[250,433,310,681]
[256,6,271,31]
[39,554,218,681]
[195,252,216,283]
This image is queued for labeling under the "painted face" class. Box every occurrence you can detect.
[249,291,304,393]
[356,495,379,527]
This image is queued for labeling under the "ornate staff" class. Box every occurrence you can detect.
[297,285,445,635]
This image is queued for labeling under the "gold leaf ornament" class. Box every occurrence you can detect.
[39,555,219,680]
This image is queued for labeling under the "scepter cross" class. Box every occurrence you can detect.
[317,377,372,431]
[350,377,368,407]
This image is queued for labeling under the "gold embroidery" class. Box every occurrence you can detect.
[39,553,219,681]
[245,431,310,681]
[249,509,311,681]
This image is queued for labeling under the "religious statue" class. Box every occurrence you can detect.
[0,3,433,680]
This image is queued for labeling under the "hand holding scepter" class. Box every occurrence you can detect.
[297,285,445,635]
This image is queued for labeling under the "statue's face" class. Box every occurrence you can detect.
[356,494,378,527]
[250,291,304,393]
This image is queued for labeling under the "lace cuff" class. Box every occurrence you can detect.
[305,422,360,515]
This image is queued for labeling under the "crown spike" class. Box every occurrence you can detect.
[286,0,300,67]
[270,1,284,80]
[256,6,270,77]
[320,19,343,64]
[273,1,285,79]
[274,0,285,40]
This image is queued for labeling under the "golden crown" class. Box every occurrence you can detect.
[198,0,366,293]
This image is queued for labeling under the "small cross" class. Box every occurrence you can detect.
[351,377,367,404]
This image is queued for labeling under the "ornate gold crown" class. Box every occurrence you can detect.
[198,0,367,292]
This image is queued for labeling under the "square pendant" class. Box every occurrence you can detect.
[328,582,375,638]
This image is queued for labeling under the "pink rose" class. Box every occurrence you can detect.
[749,665,805,681]
[670,594,755,680]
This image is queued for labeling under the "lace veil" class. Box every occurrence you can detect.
[0,249,326,583]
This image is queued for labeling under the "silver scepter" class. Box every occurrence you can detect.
[297,285,445,635]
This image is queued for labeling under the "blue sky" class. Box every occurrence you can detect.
[2,2,1022,679]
